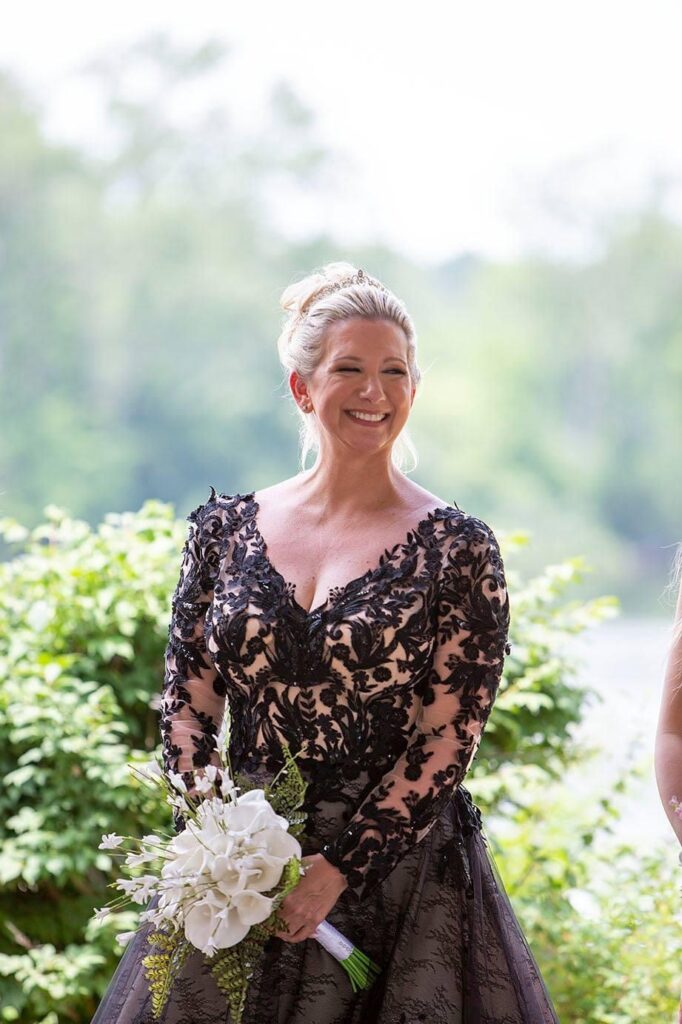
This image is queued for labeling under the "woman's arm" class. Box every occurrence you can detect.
[321,516,510,903]
[160,489,227,823]
[654,571,682,844]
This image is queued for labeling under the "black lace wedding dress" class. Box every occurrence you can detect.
[92,488,560,1024]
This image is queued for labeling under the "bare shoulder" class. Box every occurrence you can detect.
[405,485,455,514]
[251,476,302,509]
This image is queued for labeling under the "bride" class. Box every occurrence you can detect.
[92,261,560,1023]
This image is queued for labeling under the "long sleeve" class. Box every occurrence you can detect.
[320,516,510,903]
[160,488,227,825]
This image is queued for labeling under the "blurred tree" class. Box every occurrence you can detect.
[0,36,680,611]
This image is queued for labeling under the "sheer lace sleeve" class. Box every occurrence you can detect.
[160,487,227,826]
[320,516,510,903]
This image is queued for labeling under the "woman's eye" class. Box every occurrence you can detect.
[336,367,406,374]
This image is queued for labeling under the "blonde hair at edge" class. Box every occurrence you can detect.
[669,541,682,647]
[276,261,421,474]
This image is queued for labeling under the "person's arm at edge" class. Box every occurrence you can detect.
[654,574,682,843]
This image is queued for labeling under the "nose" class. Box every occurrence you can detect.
[357,375,386,401]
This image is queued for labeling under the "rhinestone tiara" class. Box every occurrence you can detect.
[296,268,389,321]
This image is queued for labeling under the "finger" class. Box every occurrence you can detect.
[275,918,310,943]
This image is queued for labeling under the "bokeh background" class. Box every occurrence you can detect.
[1,2,681,1021]
[2,4,681,609]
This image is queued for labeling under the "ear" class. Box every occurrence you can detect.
[290,370,310,407]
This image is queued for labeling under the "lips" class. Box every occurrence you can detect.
[345,410,390,424]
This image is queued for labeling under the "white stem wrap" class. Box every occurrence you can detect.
[312,919,354,961]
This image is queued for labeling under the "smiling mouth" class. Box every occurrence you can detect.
[345,410,390,423]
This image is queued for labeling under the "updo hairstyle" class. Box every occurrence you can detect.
[276,261,421,471]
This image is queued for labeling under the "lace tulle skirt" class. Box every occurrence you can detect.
[91,777,559,1024]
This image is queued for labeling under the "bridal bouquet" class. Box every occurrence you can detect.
[92,744,380,1022]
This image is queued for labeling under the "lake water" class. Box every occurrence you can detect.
[561,616,677,848]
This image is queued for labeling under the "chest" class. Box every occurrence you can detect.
[209,502,447,649]
[208,535,439,694]
[250,491,450,610]
[255,516,408,617]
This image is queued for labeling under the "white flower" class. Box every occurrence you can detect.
[140,760,163,780]
[93,906,111,921]
[185,893,250,952]
[161,824,216,880]
[141,904,171,929]
[208,853,252,898]
[167,771,187,793]
[196,796,228,824]
[220,775,238,800]
[116,931,138,946]
[216,712,229,754]
[193,774,214,795]
[235,789,268,808]
[125,849,158,867]
[247,827,301,860]
[99,833,124,850]
[203,765,219,783]
[156,891,182,922]
[116,878,143,895]
[140,834,164,848]
[239,844,298,893]
[163,846,210,881]
[221,791,289,836]
[231,889,275,927]
[130,875,158,904]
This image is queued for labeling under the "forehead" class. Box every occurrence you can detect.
[322,317,408,359]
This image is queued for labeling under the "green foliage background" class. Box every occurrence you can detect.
[0,36,680,612]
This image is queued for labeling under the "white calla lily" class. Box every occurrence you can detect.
[248,827,302,861]
[231,889,275,927]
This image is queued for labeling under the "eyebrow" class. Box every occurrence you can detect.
[331,354,407,364]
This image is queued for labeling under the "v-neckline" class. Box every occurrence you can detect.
[241,490,455,618]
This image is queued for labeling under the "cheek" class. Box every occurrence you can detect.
[393,379,414,402]
[318,379,354,405]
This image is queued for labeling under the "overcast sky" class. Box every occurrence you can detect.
[2,0,682,264]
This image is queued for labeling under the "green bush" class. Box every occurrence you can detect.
[0,500,182,1022]
[483,762,682,1023]
[471,529,618,799]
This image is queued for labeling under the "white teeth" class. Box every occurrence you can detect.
[347,411,387,422]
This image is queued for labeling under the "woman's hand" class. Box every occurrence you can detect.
[273,853,348,943]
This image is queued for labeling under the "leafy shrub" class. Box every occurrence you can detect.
[0,500,182,1022]
[484,761,682,1023]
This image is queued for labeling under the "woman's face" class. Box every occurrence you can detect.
[293,317,416,456]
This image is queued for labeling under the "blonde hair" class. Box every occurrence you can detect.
[276,261,421,472]
[668,541,682,646]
